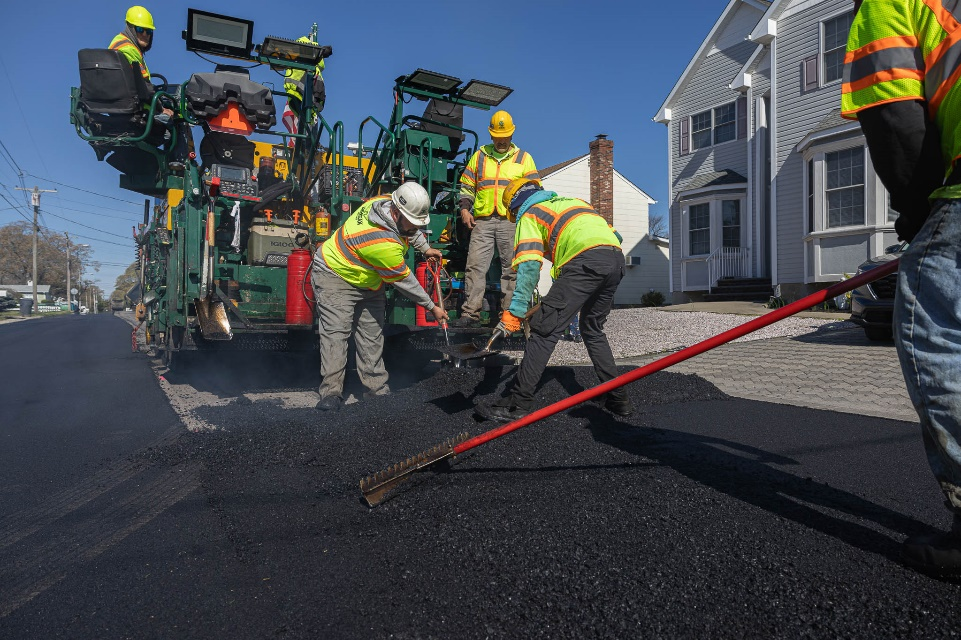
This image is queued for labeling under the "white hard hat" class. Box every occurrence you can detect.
[391,182,431,226]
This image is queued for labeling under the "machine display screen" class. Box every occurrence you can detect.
[216,166,248,183]
[185,9,254,59]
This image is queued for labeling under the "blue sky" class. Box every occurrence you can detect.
[0,0,726,293]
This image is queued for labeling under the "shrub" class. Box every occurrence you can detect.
[641,290,665,307]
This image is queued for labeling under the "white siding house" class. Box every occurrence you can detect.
[536,137,668,305]
[655,0,895,302]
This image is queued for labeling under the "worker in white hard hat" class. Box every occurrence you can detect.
[109,6,173,118]
[312,182,448,412]
[450,110,539,328]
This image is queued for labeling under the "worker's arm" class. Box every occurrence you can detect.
[459,152,479,229]
[858,101,944,241]
[507,261,541,318]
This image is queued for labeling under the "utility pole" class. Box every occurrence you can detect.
[15,185,57,306]
[66,233,71,312]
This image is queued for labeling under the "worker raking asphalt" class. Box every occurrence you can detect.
[132,361,960,638]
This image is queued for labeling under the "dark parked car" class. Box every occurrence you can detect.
[850,242,905,341]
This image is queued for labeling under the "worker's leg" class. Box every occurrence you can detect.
[578,248,623,380]
[313,269,359,400]
[896,199,961,573]
[459,217,496,320]
[507,251,607,410]
[353,289,389,396]
[495,216,518,313]
[578,249,629,407]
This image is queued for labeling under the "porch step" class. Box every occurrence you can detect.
[703,277,773,302]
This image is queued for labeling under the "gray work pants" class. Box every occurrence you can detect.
[312,268,389,400]
[461,215,517,318]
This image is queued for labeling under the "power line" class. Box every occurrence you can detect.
[47,204,142,222]
[22,172,145,205]
[40,209,131,239]
[43,195,143,216]
[0,55,50,175]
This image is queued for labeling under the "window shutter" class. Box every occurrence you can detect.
[803,54,820,91]
[736,96,748,140]
[679,118,689,156]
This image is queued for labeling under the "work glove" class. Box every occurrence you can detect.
[495,310,522,335]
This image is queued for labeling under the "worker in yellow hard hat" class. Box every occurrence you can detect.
[108,6,173,118]
[450,110,539,328]
[474,178,632,423]
[281,35,332,135]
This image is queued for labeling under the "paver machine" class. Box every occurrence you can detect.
[71,9,514,368]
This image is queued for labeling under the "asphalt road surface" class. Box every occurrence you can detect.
[0,314,956,639]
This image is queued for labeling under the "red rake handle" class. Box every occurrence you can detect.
[452,259,900,455]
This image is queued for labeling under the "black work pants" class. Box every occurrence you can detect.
[509,246,625,409]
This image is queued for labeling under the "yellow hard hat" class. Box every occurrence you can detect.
[125,6,155,30]
[502,178,541,222]
[489,110,515,138]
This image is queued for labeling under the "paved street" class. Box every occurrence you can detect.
[2,314,954,640]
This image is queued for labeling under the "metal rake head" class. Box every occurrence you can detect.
[360,432,469,507]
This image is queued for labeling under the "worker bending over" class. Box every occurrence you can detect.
[312,182,448,412]
[451,111,539,328]
[474,179,633,422]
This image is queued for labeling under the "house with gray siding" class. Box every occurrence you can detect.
[655,0,896,302]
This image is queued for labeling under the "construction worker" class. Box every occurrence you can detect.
[312,182,448,412]
[282,36,331,135]
[842,0,961,577]
[474,179,634,423]
[109,6,173,118]
[450,110,539,328]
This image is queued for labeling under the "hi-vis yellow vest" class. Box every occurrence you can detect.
[512,196,620,279]
[321,196,411,290]
[842,0,961,197]
[460,144,539,218]
[109,34,150,80]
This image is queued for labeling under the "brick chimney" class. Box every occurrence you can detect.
[589,134,614,225]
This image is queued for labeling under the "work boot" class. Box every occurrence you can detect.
[363,385,391,400]
[315,395,343,412]
[475,395,530,423]
[449,314,481,329]
[902,515,961,578]
[604,392,635,417]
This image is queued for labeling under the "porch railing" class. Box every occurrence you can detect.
[708,246,752,292]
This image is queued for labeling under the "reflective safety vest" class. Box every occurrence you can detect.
[321,196,412,290]
[284,38,325,104]
[109,33,150,80]
[460,144,539,218]
[841,0,961,197]
[512,196,620,279]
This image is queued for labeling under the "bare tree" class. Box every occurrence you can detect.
[648,213,667,238]
[0,222,93,298]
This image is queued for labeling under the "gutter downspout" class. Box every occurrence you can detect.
[746,83,754,279]
[769,36,778,288]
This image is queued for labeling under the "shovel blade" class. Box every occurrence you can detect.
[436,343,498,361]
[195,296,233,340]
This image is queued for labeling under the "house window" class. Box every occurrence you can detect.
[691,111,712,150]
[807,158,815,233]
[690,101,737,150]
[825,147,865,228]
[689,203,710,255]
[714,103,736,145]
[722,200,741,247]
[823,13,853,84]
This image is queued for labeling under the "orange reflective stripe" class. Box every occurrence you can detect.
[842,67,925,94]
[845,35,920,63]
[930,62,961,115]
[923,0,961,32]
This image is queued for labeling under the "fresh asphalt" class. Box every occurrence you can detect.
[0,314,955,639]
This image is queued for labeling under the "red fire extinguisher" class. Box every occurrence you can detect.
[415,261,439,327]
[286,249,315,325]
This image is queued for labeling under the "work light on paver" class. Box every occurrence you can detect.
[459,80,513,107]
[406,69,462,94]
[184,9,254,59]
